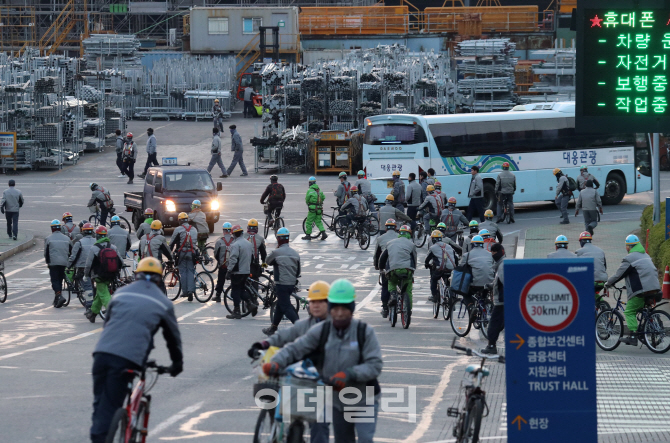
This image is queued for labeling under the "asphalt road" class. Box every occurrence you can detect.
[0,117,667,442]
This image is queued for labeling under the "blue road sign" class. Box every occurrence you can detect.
[504,258,596,443]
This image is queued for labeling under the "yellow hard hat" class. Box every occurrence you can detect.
[484,209,493,218]
[426,185,435,192]
[307,281,330,301]
[150,220,163,230]
[178,212,189,220]
[386,194,394,201]
[248,218,259,228]
[553,168,562,176]
[136,257,163,274]
[431,230,443,238]
[392,170,401,177]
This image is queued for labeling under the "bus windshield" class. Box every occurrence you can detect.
[364,124,427,145]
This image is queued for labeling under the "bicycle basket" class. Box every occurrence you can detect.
[284,374,322,423]
[264,203,270,215]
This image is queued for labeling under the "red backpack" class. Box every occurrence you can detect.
[97,244,120,279]
[270,183,284,201]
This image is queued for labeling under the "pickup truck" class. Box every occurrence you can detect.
[124,166,222,232]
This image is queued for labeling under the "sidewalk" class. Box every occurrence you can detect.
[0,231,36,261]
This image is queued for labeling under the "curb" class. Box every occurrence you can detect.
[515,229,526,259]
[0,234,36,261]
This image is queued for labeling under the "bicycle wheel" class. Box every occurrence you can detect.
[274,217,285,233]
[223,286,251,317]
[199,246,218,273]
[253,408,275,443]
[286,420,305,443]
[88,214,100,228]
[358,228,370,250]
[194,272,214,303]
[440,281,451,320]
[450,299,472,337]
[413,225,426,247]
[60,278,71,307]
[462,397,484,443]
[432,297,440,319]
[595,309,624,351]
[643,310,670,354]
[163,271,181,301]
[401,292,411,329]
[99,304,108,321]
[270,298,298,322]
[366,215,379,236]
[390,298,398,327]
[131,400,148,442]
[343,227,351,248]
[263,216,272,238]
[0,273,6,303]
[105,408,128,443]
[117,216,132,234]
[333,216,347,239]
[301,217,321,239]
[480,300,494,340]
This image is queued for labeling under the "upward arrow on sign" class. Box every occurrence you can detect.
[512,415,527,430]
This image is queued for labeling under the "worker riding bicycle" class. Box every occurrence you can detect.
[379,225,418,311]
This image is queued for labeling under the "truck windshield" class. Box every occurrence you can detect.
[163,172,215,192]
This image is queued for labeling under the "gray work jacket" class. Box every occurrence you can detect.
[576,187,602,211]
[115,136,124,153]
[266,316,326,348]
[214,234,234,267]
[109,225,131,258]
[468,173,484,199]
[266,243,301,285]
[67,236,96,268]
[606,248,660,299]
[231,131,243,152]
[462,247,495,287]
[85,240,119,280]
[392,179,406,206]
[341,194,368,217]
[406,180,423,207]
[374,230,399,269]
[227,235,253,275]
[495,171,516,194]
[426,242,457,271]
[575,243,608,282]
[378,203,411,228]
[170,225,198,261]
[382,237,417,271]
[547,248,577,259]
[354,178,372,196]
[334,181,350,206]
[146,134,157,154]
[140,232,172,261]
[188,211,209,237]
[1,187,24,213]
[211,135,222,155]
[45,231,72,267]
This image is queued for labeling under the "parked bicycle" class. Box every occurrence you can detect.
[450,288,494,339]
[595,284,670,353]
[389,271,412,329]
[448,337,505,443]
[88,207,132,233]
[0,262,6,303]
[106,360,172,443]
[264,205,285,238]
[162,261,214,303]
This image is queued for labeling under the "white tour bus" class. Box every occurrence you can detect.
[362,102,652,210]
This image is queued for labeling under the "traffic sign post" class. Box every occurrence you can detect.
[666,197,670,240]
[504,259,597,443]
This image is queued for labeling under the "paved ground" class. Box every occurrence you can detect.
[0,115,667,442]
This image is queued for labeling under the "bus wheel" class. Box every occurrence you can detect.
[602,172,625,205]
[483,182,496,212]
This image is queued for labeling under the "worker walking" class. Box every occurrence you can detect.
[466,165,485,222]
[115,130,125,178]
[405,172,422,233]
[303,177,328,241]
[1,179,24,240]
[575,179,603,235]
[577,166,600,190]
[553,168,572,225]
[226,125,248,177]
[243,86,257,118]
[495,162,516,223]
[207,128,228,178]
[122,133,138,185]
[138,128,158,179]
[391,170,406,213]
[212,99,224,133]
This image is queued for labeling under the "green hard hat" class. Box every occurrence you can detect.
[328,279,356,304]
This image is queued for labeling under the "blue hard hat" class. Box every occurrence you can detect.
[625,234,640,245]
[50,219,61,227]
[277,227,290,237]
[471,235,484,244]
[222,222,232,230]
[110,215,120,224]
[478,229,490,237]
[555,235,569,244]
[309,176,316,183]
[192,200,201,207]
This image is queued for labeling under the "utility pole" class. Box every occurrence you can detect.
[653,132,661,224]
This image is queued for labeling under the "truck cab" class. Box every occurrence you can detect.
[124,166,222,233]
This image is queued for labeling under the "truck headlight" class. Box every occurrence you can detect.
[165,200,176,212]
[211,200,220,211]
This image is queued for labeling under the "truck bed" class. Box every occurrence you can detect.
[123,192,143,210]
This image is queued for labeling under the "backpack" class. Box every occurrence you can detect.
[450,252,472,295]
[567,176,577,192]
[96,244,120,279]
[270,183,284,202]
[314,321,381,395]
[98,186,114,209]
[122,142,135,161]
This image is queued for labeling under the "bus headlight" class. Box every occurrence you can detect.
[165,200,176,212]
[211,200,220,211]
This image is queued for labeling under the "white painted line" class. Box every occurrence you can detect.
[0,303,50,323]
[4,258,44,277]
[2,286,52,305]
[177,303,212,321]
[358,286,380,311]
[150,401,204,437]
[0,329,102,361]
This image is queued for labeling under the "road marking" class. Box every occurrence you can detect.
[150,402,204,437]
[0,328,102,360]
[159,409,257,440]
[401,356,465,443]
[357,285,379,311]
[0,303,50,323]
[2,286,52,305]
[4,258,44,277]
[177,303,212,321]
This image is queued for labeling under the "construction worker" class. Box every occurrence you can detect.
[466,165,485,222]
[208,127,228,178]
[391,170,406,213]
[170,213,198,302]
[136,208,156,240]
[108,216,131,259]
[434,181,448,207]
[374,219,399,318]
[605,235,660,346]
[547,235,577,258]
[418,184,443,234]
[334,172,351,210]
[553,168,572,224]
[378,195,410,234]
[575,180,603,235]
[115,130,125,177]
[303,177,328,241]
[87,183,114,227]
[61,212,80,241]
[479,210,503,243]
[575,231,608,295]
[379,225,417,311]
[462,220,480,253]
[435,222,463,256]
[577,165,600,190]
[85,226,123,323]
[139,220,172,262]
[67,222,96,307]
[262,227,301,336]
[495,162,516,223]
[425,230,457,303]
[405,172,423,233]
[45,219,72,308]
[226,224,257,319]
[227,125,248,177]
[340,185,368,230]
[459,235,495,307]
[138,127,158,179]
[245,218,267,292]
[243,86,257,118]
[188,200,210,249]
[440,197,469,243]
[212,98,224,133]
[213,223,234,303]
[481,255,506,355]
[122,132,138,184]
[354,170,375,209]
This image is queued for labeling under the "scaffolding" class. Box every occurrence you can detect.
[0,6,36,56]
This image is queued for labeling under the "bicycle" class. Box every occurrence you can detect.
[195,242,217,273]
[302,206,347,239]
[388,270,412,329]
[594,282,610,318]
[89,207,132,233]
[497,194,513,224]
[450,288,494,339]
[448,337,505,443]
[413,212,438,248]
[431,271,455,320]
[162,261,214,303]
[106,360,172,443]
[264,205,285,238]
[63,267,87,307]
[343,217,371,250]
[0,261,6,303]
[595,285,670,353]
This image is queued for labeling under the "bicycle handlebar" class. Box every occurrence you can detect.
[146,360,171,374]
[451,337,505,363]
